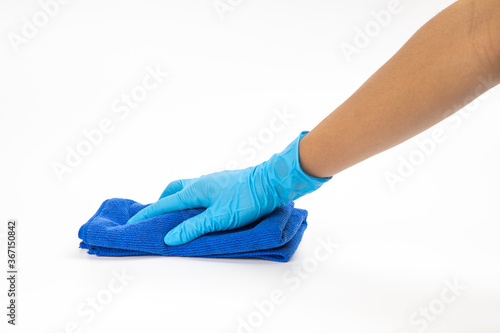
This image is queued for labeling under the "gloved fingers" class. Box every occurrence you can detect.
[159,179,193,199]
[126,191,196,224]
[164,209,227,245]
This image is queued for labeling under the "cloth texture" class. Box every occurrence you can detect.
[78,198,308,262]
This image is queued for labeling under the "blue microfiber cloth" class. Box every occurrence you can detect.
[78,198,308,262]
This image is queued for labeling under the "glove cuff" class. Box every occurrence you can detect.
[265,131,331,205]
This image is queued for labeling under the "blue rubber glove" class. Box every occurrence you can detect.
[126,131,331,245]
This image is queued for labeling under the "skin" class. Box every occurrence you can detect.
[129,0,500,245]
[299,0,500,178]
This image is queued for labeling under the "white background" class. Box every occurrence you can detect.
[1,0,500,332]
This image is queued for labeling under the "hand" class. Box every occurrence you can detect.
[126,131,330,245]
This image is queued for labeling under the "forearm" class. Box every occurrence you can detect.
[299,0,500,178]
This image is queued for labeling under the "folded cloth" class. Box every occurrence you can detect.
[78,198,308,262]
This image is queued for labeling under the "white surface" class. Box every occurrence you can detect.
[1,0,500,332]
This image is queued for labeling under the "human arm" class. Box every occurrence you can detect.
[299,0,500,178]
[128,0,500,245]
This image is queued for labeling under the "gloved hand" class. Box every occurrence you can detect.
[126,131,331,245]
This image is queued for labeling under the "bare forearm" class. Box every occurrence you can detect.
[299,0,500,178]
